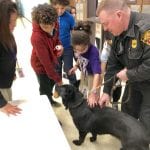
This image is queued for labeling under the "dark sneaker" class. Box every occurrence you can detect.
[51,100,61,107]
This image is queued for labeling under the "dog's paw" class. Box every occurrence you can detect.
[90,137,96,142]
[72,140,82,145]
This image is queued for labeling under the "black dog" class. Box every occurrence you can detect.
[55,84,149,150]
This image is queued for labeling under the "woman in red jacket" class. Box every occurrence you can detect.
[31,3,63,107]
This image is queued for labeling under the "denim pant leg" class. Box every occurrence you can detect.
[63,46,77,84]
[56,56,63,77]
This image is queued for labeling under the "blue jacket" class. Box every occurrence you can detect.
[59,11,75,49]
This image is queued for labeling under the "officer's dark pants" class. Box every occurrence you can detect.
[121,83,150,142]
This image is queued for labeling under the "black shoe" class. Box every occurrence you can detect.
[51,100,61,107]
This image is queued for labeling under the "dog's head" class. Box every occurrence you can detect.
[55,84,83,109]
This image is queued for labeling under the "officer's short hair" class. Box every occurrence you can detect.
[96,0,127,16]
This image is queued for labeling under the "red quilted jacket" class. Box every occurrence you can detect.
[31,22,61,83]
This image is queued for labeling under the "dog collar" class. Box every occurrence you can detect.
[69,99,84,109]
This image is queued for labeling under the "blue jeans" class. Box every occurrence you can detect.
[56,46,77,85]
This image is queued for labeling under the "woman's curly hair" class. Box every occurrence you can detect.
[31,3,58,24]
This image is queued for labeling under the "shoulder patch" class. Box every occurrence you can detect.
[141,30,150,46]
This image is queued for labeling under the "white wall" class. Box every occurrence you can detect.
[20,0,50,20]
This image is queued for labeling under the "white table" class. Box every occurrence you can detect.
[0,96,71,150]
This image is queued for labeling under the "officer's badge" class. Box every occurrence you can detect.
[141,30,150,46]
[131,39,137,48]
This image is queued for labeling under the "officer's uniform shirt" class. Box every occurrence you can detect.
[104,11,150,94]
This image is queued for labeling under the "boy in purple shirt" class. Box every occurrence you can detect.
[69,22,101,107]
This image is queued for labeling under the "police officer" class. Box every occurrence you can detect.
[96,0,150,142]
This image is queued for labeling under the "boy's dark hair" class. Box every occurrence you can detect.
[72,31,90,46]
[74,21,91,35]
[31,3,58,24]
[50,0,70,6]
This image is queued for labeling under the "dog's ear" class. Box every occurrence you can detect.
[56,84,77,109]
[62,85,76,109]
[66,85,76,100]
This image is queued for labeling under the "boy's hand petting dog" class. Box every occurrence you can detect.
[68,66,78,75]
[53,82,63,98]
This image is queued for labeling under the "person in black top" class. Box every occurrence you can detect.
[0,0,22,115]
[97,0,150,142]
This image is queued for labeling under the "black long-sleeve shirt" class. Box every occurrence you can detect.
[103,12,150,95]
[0,92,7,107]
[0,42,17,107]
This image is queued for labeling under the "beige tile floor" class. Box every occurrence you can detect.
[12,18,122,150]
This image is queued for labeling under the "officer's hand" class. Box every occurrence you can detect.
[117,68,128,81]
[98,93,110,108]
